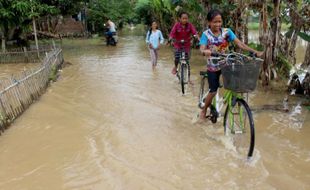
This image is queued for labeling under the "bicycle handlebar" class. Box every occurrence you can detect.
[210,52,262,60]
[207,52,264,66]
[169,35,197,44]
[210,52,227,57]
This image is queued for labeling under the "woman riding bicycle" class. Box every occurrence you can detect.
[199,9,263,120]
[168,11,199,75]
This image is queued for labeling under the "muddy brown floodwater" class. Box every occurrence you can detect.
[0,34,309,190]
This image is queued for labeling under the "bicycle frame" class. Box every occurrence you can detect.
[176,42,190,74]
[198,52,260,158]
[200,80,246,132]
[174,40,191,95]
[176,52,189,81]
[221,90,246,133]
[179,51,189,66]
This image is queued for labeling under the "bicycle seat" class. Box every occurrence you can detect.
[200,71,208,76]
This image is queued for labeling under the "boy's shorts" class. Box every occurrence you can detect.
[207,70,221,92]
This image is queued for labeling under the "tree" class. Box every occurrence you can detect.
[0,0,57,50]
[135,0,174,36]
[87,0,135,33]
[302,43,310,69]
[256,0,282,85]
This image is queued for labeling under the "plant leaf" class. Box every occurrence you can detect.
[297,32,310,42]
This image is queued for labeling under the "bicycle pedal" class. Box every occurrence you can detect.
[198,102,205,109]
[210,109,219,118]
[231,129,243,134]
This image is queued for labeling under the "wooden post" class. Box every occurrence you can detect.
[33,18,39,58]
[1,32,5,53]
[52,39,56,49]
[23,47,29,63]
[30,0,39,58]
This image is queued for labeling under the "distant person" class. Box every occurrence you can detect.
[168,12,199,75]
[107,19,116,34]
[146,21,164,69]
[105,19,116,38]
[105,19,117,45]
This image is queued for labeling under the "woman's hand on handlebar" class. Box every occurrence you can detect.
[255,51,264,58]
[193,34,200,41]
[201,49,212,57]
[166,38,173,46]
[249,51,264,58]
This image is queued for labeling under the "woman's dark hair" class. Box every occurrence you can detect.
[207,9,222,21]
[148,21,157,40]
[178,11,189,18]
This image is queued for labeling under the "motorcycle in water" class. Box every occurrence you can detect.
[105,31,118,46]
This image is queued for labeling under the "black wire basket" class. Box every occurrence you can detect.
[221,59,263,93]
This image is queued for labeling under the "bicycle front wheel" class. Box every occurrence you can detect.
[223,98,255,158]
[180,63,188,94]
[198,75,208,109]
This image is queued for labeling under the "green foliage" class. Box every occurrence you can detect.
[134,0,152,24]
[285,30,310,42]
[297,32,310,42]
[248,22,260,30]
[248,42,264,51]
[172,0,204,30]
[277,53,293,78]
[135,0,172,24]
[1,0,135,36]
[134,0,174,37]
[56,0,82,15]
[0,0,57,40]
[88,0,135,32]
[49,64,58,82]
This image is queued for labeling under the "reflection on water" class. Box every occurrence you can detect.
[0,35,309,190]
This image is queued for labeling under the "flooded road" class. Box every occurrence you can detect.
[0,35,309,190]
[0,63,39,80]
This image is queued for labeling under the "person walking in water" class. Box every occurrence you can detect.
[146,21,164,69]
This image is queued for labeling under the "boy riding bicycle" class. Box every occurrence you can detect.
[168,11,199,75]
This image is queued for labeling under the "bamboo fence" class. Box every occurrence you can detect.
[0,48,63,134]
[0,45,54,64]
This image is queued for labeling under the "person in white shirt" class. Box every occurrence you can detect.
[107,19,116,33]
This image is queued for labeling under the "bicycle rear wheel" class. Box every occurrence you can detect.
[198,74,208,109]
[223,98,255,158]
[181,63,188,94]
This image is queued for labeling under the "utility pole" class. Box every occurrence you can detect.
[30,0,39,57]
[84,1,88,35]
[1,31,5,52]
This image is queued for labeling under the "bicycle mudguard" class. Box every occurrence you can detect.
[231,97,238,106]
